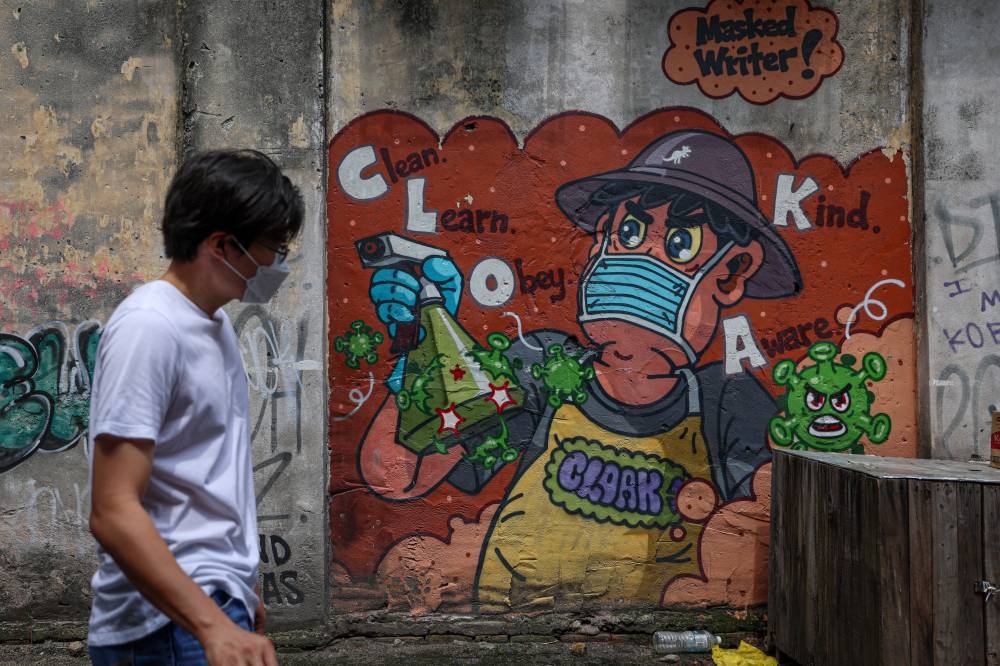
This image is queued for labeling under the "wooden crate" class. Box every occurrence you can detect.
[769,449,1000,666]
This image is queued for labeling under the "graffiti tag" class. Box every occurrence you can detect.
[0,321,101,473]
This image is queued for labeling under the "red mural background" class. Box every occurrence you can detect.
[326,108,914,602]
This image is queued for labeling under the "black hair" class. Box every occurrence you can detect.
[161,149,305,261]
[590,181,754,246]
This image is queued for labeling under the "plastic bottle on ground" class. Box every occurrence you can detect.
[652,629,722,654]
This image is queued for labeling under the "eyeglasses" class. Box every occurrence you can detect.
[254,239,291,262]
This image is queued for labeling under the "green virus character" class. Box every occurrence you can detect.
[769,341,891,454]
[464,417,519,469]
[467,332,522,383]
[334,320,384,369]
[396,354,444,414]
[531,344,595,408]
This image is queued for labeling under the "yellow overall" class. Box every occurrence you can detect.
[476,403,710,611]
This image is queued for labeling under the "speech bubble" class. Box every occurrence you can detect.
[662,0,844,104]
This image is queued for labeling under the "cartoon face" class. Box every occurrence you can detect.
[579,196,762,371]
[770,341,892,453]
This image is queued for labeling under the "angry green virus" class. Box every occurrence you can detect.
[769,341,891,454]
[531,344,595,408]
[334,320,384,369]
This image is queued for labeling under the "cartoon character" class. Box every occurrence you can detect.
[769,340,891,453]
[360,130,802,611]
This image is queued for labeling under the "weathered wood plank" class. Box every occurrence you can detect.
[909,480,935,666]
[953,482,985,665]
[877,476,911,666]
[811,459,832,663]
[774,450,810,662]
[854,473,882,665]
[768,450,790,654]
[931,482,967,665]
[984,485,1000,666]
[837,467,880,665]
[770,452,994,665]
[803,455,820,661]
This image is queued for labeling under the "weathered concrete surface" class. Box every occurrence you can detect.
[329,0,910,161]
[0,0,947,649]
[922,0,1000,461]
[179,0,329,629]
[0,0,327,633]
[0,0,177,621]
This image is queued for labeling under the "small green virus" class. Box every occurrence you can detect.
[464,417,518,469]
[531,344,595,408]
[334,320,384,369]
[396,354,444,415]
[467,332,522,383]
[769,341,891,454]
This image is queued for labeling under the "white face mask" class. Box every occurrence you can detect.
[221,238,291,303]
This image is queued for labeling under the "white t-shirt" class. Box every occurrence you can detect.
[86,280,259,646]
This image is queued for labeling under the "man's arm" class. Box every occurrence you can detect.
[89,435,277,666]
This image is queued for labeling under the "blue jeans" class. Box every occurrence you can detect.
[89,590,253,665]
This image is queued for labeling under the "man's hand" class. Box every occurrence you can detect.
[201,620,277,666]
[369,256,463,337]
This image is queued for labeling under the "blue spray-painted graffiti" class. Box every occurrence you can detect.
[0,321,102,473]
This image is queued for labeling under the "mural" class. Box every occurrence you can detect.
[327,108,916,613]
[662,0,844,103]
[0,321,102,473]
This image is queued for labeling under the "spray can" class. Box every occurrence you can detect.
[991,411,1000,469]
[652,630,721,654]
[356,232,523,455]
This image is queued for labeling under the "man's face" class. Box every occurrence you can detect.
[581,196,759,371]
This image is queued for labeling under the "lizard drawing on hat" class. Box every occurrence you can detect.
[360,129,802,610]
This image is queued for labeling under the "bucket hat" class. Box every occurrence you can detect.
[556,130,801,299]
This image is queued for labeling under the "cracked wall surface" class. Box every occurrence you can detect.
[0,0,994,638]
[0,0,326,630]
[0,0,177,622]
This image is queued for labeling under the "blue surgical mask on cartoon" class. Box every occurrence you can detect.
[221,238,291,304]
[579,233,733,364]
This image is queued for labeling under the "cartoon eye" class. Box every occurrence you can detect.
[805,388,825,411]
[665,226,703,263]
[831,390,851,412]
[618,215,647,249]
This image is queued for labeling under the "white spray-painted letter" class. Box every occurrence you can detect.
[406,177,437,233]
[337,145,388,201]
[469,258,515,307]
[723,314,768,375]
[772,174,819,230]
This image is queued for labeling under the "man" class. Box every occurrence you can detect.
[87,149,303,665]
[361,129,801,609]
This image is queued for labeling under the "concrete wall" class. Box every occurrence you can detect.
[0,0,177,625]
[178,0,328,628]
[0,0,326,633]
[327,0,917,616]
[7,0,992,641]
[922,0,1000,462]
